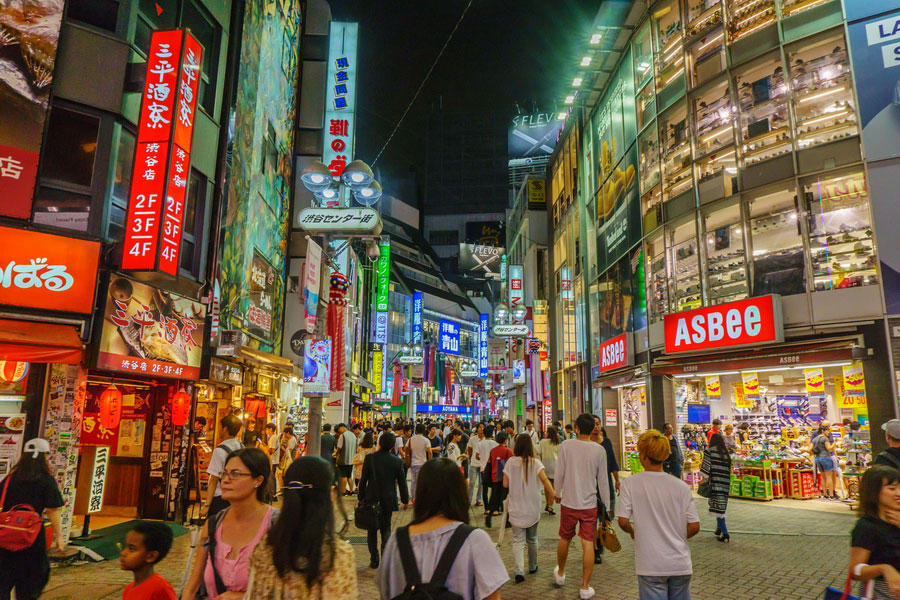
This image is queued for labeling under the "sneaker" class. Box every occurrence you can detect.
[515,575,525,584]
[580,586,596,599]
[529,566,538,575]
[553,565,565,587]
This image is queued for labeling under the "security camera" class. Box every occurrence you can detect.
[367,241,380,261]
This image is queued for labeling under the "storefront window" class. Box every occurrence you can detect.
[636,81,656,130]
[804,169,876,291]
[646,233,668,324]
[692,79,735,157]
[735,51,791,166]
[653,0,684,92]
[638,124,660,194]
[727,0,776,45]
[633,22,654,90]
[687,0,723,38]
[703,199,747,305]
[668,217,700,312]
[687,27,725,88]
[748,182,806,296]
[659,101,692,200]
[105,124,135,242]
[788,30,857,150]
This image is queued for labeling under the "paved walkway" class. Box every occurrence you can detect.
[39,496,856,599]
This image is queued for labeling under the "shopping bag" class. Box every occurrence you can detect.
[823,574,873,600]
[597,519,622,553]
[697,481,711,498]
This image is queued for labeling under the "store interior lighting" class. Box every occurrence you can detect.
[673,370,739,379]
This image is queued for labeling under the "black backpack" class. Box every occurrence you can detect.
[391,524,475,600]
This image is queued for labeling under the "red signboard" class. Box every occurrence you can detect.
[663,295,783,354]
[122,29,202,275]
[0,226,101,314]
[600,332,633,372]
[0,145,40,219]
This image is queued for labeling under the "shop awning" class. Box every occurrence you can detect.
[0,318,84,364]
[347,373,376,391]
[235,346,297,374]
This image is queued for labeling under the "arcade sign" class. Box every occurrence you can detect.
[663,295,783,354]
[297,207,382,234]
[600,332,633,372]
[493,324,529,337]
[399,355,423,364]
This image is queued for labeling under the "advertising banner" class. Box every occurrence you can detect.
[97,275,206,379]
[465,221,504,246]
[479,314,489,377]
[376,237,391,311]
[588,47,636,201]
[412,292,423,344]
[835,375,868,408]
[439,319,461,355]
[508,111,558,162]
[488,338,507,372]
[0,226,101,314]
[527,179,546,209]
[742,372,760,400]
[372,348,383,395]
[843,361,866,397]
[733,382,752,408]
[705,375,721,399]
[459,244,505,277]
[245,251,277,342]
[0,0,65,219]
[804,368,825,395]
[303,339,332,393]
[323,22,358,207]
[304,239,323,332]
[513,359,525,384]
[844,0,900,27]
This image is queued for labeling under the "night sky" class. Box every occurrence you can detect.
[328,0,599,178]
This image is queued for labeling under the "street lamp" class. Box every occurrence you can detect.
[511,305,528,322]
[298,158,382,207]
[341,160,375,188]
[494,303,509,324]
[299,161,333,192]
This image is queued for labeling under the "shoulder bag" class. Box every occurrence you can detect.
[0,476,43,552]
[355,455,382,530]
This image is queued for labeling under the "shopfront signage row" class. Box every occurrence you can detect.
[122,29,202,276]
[663,295,783,354]
[415,403,472,415]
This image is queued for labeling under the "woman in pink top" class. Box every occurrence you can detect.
[181,448,275,600]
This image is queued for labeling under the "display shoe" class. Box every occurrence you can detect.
[717,533,731,543]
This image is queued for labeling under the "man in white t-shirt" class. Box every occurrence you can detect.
[467,423,485,506]
[475,425,499,509]
[619,429,700,600]
[524,419,540,448]
[504,445,555,582]
[204,414,243,518]
[553,413,610,600]
[407,424,432,499]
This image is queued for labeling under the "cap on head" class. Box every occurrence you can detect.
[24,438,50,458]
[883,419,900,439]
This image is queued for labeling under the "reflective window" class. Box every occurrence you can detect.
[748,182,806,296]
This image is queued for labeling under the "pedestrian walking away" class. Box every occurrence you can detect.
[618,430,700,600]
[477,426,499,510]
[467,423,486,507]
[504,433,555,583]
[357,432,409,569]
[700,433,732,543]
[662,423,683,480]
[378,457,508,599]
[408,424,433,499]
[204,414,243,518]
[486,432,513,528]
[538,426,560,515]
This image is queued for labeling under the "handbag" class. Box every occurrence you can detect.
[824,573,874,600]
[597,519,622,553]
[697,481,711,498]
[355,456,382,530]
[0,477,43,551]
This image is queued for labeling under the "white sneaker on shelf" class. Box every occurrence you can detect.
[553,565,565,587]
[580,586,596,599]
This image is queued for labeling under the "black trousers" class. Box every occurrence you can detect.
[481,463,492,506]
[485,481,507,527]
[367,509,393,561]
[0,541,50,600]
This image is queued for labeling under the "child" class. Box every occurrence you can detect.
[119,521,177,599]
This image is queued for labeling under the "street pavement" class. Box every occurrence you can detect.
[40,496,856,599]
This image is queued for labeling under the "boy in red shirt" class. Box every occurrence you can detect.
[119,521,177,599]
[486,431,514,528]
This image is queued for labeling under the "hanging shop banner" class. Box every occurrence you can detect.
[412,292,423,343]
[489,338,507,372]
[804,368,825,395]
[373,310,388,344]
[508,264,524,308]
[663,294,783,353]
[439,319,461,355]
[323,22,359,207]
[835,376,868,408]
[0,226,101,314]
[843,362,867,397]
[733,382,752,409]
[479,314,489,377]
[705,375,721,399]
[0,0,65,219]
[376,236,391,311]
[304,339,332,393]
[97,275,206,379]
[87,446,110,513]
[304,239,323,332]
[122,29,203,274]
[599,332,633,372]
[512,359,526,384]
[742,372,760,400]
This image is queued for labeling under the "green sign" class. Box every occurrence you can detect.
[376,237,391,311]
[517,397,523,416]
[375,401,404,412]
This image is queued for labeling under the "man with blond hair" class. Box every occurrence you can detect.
[618,429,700,600]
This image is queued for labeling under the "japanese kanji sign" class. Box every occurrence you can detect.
[439,319,461,355]
[97,275,206,379]
[323,22,358,207]
[297,207,382,233]
[246,251,277,342]
[122,29,203,275]
[0,226,101,314]
[88,446,110,513]
[375,236,391,312]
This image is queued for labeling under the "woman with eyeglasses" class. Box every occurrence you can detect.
[245,456,357,598]
[181,448,275,600]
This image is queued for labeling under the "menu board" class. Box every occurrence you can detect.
[0,414,26,477]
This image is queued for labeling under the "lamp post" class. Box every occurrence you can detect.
[297,159,382,455]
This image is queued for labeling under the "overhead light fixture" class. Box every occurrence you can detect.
[564,95,575,104]
[557,112,567,120]
[674,370,739,379]
[572,77,583,87]
[638,61,650,72]
[580,56,591,66]
[590,34,602,44]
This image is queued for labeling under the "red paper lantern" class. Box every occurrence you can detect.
[99,384,122,430]
[0,361,29,383]
[172,388,191,427]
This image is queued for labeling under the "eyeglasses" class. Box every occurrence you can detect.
[221,470,253,481]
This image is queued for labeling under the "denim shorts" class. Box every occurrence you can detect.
[816,455,836,472]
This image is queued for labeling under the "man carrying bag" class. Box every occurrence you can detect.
[357,432,409,568]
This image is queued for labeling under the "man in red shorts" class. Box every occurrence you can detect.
[553,412,611,600]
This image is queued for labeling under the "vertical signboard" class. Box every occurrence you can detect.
[246,251,277,342]
[412,292,423,344]
[439,319,461,355]
[304,339,332,393]
[304,239,323,332]
[122,30,203,275]
[479,314,489,377]
[88,446,110,513]
[376,237,391,311]
[323,22,359,207]
[508,264,524,308]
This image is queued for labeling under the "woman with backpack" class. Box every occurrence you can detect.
[181,448,274,599]
[700,433,733,543]
[378,457,508,600]
[245,456,357,597]
[0,439,64,600]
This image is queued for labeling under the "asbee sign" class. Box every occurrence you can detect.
[600,333,632,372]
[664,295,783,354]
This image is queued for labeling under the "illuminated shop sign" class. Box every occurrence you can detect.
[663,295,783,354]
